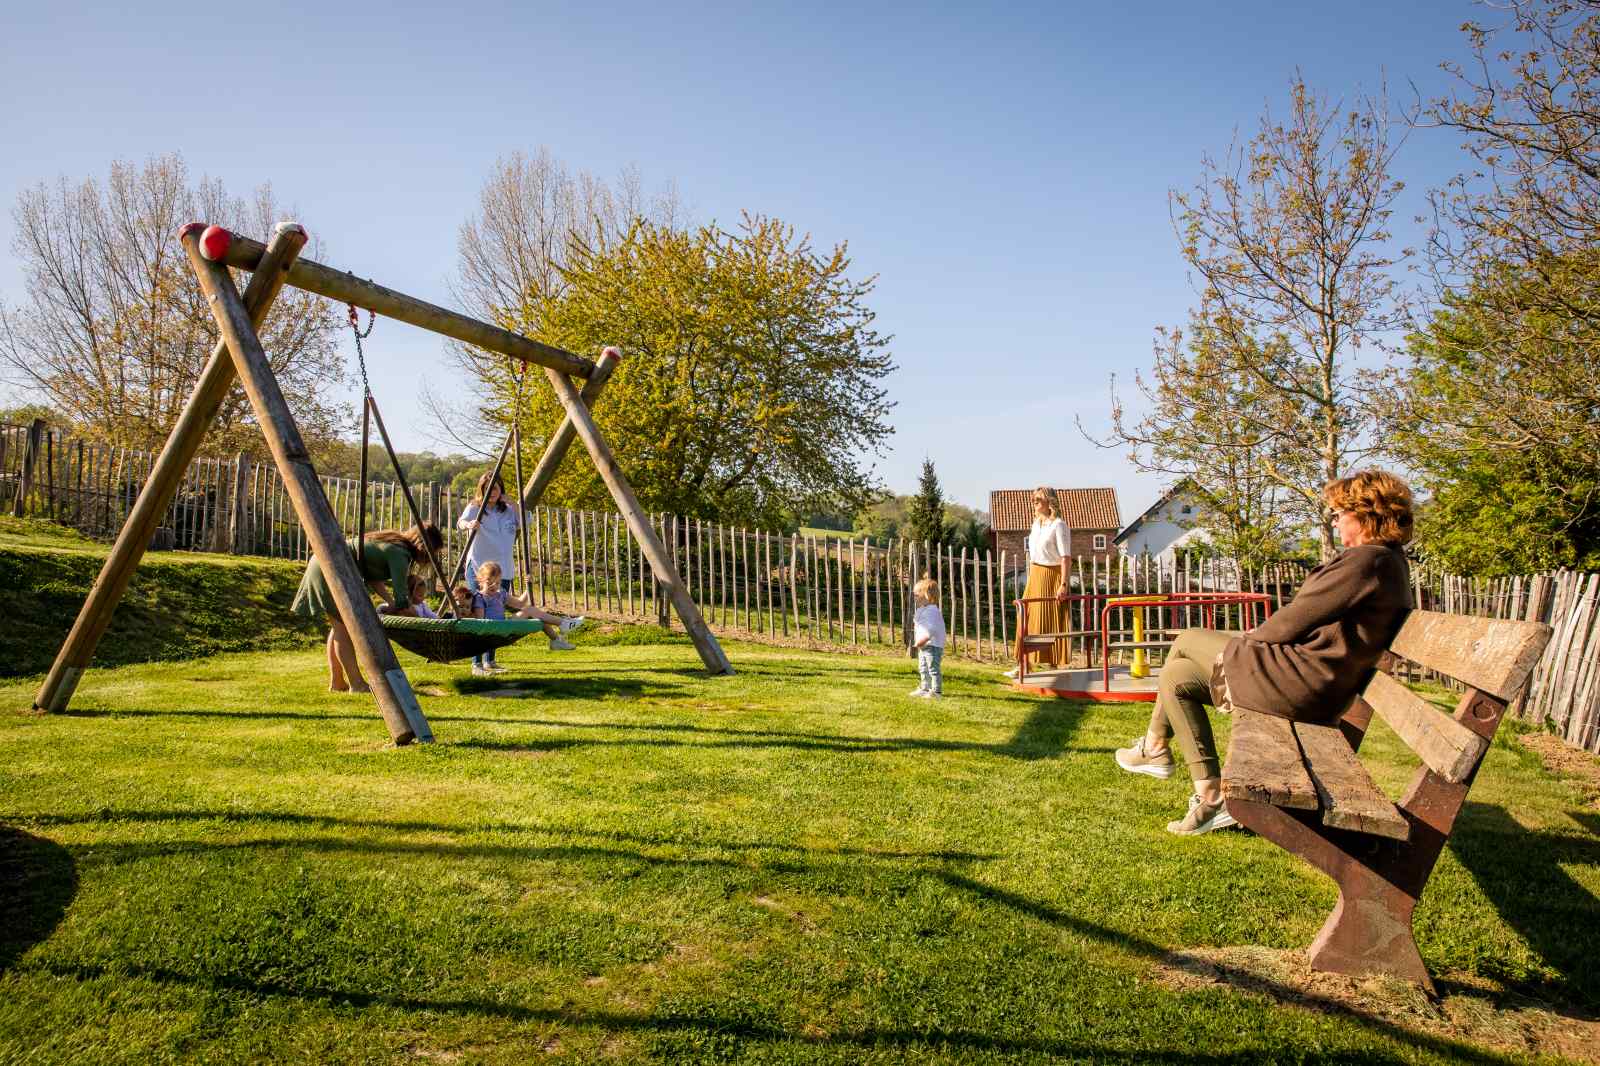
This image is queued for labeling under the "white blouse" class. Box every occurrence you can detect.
[1027,517,1072,566]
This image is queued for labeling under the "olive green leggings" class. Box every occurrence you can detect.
[1148,628,1240,782]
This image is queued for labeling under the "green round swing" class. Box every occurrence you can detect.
[348,306,543,665]
[378,615,544,664]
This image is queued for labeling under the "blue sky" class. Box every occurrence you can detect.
[0,0,1486,520]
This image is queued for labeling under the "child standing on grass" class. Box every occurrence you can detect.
[911,576,947,698]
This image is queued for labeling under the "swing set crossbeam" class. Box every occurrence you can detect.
[32,222,733,746]
[204,228,599,379]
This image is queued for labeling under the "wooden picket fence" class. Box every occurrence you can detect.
[4,418,1598,754]
[1412,569,1600,755]
[0,418,1308,662]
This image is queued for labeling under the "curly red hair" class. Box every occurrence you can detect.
[1323,470,1413,546]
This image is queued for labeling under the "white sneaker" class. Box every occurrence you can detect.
[908,687,929,697]
[1003,667,1020,679]
[1115,736,1176,780]
[559,615,586,635]
[548,636,576,651]
[1166,793,1238,836]
[470,664,491,677]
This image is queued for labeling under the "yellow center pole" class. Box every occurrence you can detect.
[1131,606,1149,678]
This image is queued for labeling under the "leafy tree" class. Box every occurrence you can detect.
[1100,307,1299,567]
[858,491,988,549]
[1388,268,1600,573]
[492,214,894,527]
[905,459,946,546]
[1407,0,1600,466]
[1103,76,1406,559]
[0,401,65,430]
[0,154,348,453]
[310,439,487,492]
[941,505,991,553]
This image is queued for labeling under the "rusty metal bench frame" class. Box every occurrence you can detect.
[1221,610,1552,991]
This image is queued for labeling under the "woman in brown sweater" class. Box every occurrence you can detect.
[1114,470,1414,835]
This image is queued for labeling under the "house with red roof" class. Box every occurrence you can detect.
[986,487,1121,570]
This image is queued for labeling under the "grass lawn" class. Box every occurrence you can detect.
[0,514,320,678]
[2,630,1598,1064]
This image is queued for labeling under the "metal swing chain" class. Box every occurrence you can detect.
[348,304,376,574]
[347,304,375,399]
[344,304,452,617]
[507,358,532,599]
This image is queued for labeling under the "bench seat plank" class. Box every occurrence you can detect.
[1293,721,1409,840]
[1223,709,1317,810]
[1363,671,1487,784]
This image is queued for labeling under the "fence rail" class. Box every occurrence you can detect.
[3,419,1597,754]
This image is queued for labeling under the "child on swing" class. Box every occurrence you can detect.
[468,560,584,675]
[407,575,440,619]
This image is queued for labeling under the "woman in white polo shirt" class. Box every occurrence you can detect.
[457,472,577,672]
[1013,486,1072,673]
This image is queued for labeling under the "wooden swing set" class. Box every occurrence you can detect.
[31,221,732,745]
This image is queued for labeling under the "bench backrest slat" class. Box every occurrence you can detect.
[1362,671,1489,784]
[1387,611,1552,701]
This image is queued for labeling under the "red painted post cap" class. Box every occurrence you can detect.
[178,222,206,240]
[199,225,232,261]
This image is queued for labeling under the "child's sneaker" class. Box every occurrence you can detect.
[558,615,586,635]
[908,687,928,697]
[548,637,577,651]
[470,664,491,677]
[1114,736,1176,779]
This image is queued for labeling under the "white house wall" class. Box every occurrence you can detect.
[1119,515,1206,562]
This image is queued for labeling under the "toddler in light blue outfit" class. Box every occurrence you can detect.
[911,576,946,698]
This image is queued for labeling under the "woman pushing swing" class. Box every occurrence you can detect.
[292,522,446,692]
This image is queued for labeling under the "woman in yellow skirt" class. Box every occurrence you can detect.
[1012,487,1073,674]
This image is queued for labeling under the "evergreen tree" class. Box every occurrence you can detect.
[906,458,946,546]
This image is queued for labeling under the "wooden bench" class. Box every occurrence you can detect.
[1221,610,1553,990]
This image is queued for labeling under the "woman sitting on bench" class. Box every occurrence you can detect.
[1114,470,1414,835]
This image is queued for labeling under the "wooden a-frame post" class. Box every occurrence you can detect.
[519,346,619,506]
[517,346,732,674]
[33,223,309,715]
[179,226,432,744]
[543,367,733,674]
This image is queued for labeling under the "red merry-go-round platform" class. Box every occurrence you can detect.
[1009,591,1273,701]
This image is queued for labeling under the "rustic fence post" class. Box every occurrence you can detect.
[905,542,917,651]
[227,452,249,553]
[12,418,44,518]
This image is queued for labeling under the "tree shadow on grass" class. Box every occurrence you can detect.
[16,830,1524,1065]
[21,956,1459,1064]
[9,809,997,864]
[452,708,1103,760]
[1447,801,1600,1007]
[0,825,76,972]
[58,701,1109,761]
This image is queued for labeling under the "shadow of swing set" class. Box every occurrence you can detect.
[29,221,733,745]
